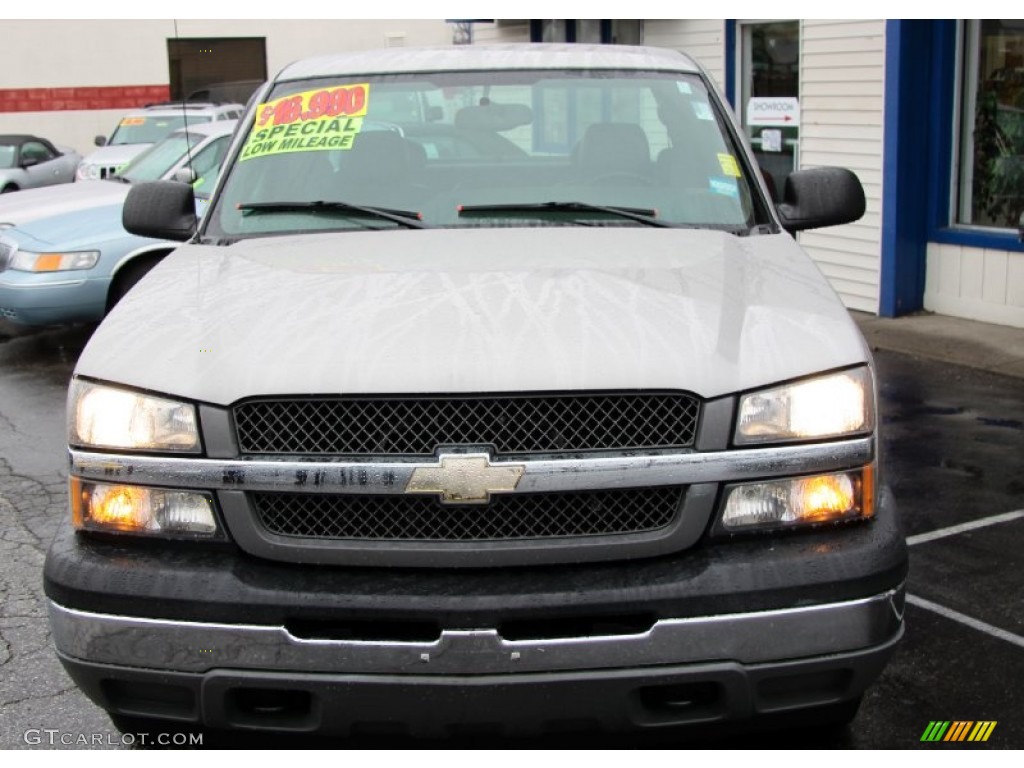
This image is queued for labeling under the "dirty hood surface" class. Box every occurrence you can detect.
[76,227,869,405]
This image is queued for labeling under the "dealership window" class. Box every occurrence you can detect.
[167,38,267,105]
[957,19,1024,230]
[529,20,642,45]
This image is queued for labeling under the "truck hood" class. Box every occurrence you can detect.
[76,227,869,405]
[0,181,128,228]
[81,143,150,169]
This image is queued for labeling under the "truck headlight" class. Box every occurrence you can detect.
[720,467,874,532]
[71,478,220,537]
[10,249,99,272]
[735,367,873,444]
[76,162,99,181]
[68,379,200,453]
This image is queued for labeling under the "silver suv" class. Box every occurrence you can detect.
[76,101,242,181]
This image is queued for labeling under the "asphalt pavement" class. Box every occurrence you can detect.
[0,312,1021,749]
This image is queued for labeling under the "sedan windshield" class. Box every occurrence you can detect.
[118,132,204,183]
[205,69,769,238]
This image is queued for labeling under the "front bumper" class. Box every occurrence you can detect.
[0,270,108,325]
[52,590,903,736]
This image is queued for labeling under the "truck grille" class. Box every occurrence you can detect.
[233,392,700,456]
[251,487,684,541]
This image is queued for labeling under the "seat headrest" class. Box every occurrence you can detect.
[344,131,418,182]
[576,123,651,173]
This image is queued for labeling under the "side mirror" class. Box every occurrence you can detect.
[20,157,40,168]
[123,181,198,242]
[94,135,108,147]
[776,167,866,233]
[173,167,197,184]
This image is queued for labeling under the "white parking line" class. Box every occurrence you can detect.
[906,509,1024,547]
[906,594,1024,650]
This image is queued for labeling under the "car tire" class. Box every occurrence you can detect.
[106,255,165,313]
[1,184,17,193]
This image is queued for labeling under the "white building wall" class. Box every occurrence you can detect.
[0,20,453,155]
[795,19,886,315]
[925,243,1024,328]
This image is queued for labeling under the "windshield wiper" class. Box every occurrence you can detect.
[458,201,674,228]
[237,201,428,229]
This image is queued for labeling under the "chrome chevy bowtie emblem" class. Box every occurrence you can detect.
[405,454,525,504]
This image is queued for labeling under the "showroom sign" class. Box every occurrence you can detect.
[746,97,800,127]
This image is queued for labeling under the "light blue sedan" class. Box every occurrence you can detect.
[0,121,234,326]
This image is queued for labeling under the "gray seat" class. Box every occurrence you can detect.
[333,131,428,209]
[574,122,652,179]
[341,131,425,184]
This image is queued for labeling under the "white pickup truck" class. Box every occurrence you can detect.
[46,44,906,739]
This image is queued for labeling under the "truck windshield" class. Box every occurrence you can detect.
[205,69,768,238]
[108,114,213,146]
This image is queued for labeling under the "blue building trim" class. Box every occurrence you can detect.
[930,227,1024,253]
[924,21,957,241]
[879,20,932,317]
[724,20,736,109]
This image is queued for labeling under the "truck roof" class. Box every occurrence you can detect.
[276,44,701,82]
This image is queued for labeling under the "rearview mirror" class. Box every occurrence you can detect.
[776,167,865,233]
[123,181,198,242]
[94,135,107,147]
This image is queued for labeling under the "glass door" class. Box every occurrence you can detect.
[739,21,800,201]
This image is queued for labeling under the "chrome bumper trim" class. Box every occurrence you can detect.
[70,437,873,496]
[50,587,903,676]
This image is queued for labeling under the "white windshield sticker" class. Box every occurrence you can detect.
[691,101,714,121]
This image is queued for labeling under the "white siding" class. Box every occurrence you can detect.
[924,243,1024,328]
[642,20,726,88]
[472,21,530,44]
[796,19,886,315]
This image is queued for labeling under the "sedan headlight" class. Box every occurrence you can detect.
[735,367,873,444]
[68,379,200,453]
[10,249,99,272]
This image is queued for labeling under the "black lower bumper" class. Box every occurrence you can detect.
[59,630,901,738]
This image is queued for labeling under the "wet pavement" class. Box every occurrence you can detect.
[0,318,1021,750]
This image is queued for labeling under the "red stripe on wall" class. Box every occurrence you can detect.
[0,85,171,113]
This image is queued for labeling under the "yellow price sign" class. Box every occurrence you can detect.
[240,83,371,162]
